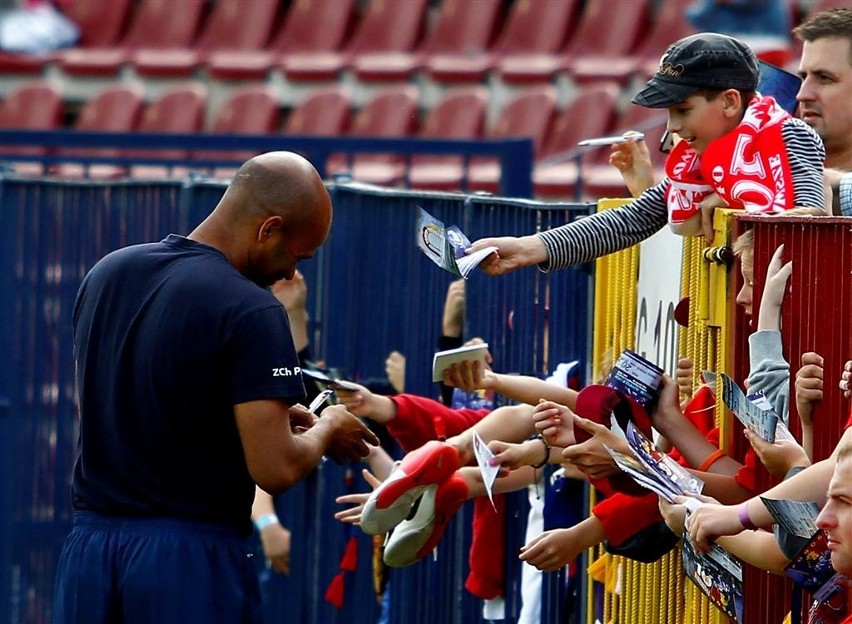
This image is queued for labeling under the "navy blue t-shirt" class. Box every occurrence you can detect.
[71,235,306,534]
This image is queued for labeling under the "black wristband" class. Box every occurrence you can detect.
[531,435,550,470]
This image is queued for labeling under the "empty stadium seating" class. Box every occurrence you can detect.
[0,81,63,173]
[408,86,489,191]
[53,84,144,177]
[326,85,419,183]
[58,0,207,77]
[193,84,282,167]
[1,0,828,196]
[0,0,133,76]
[281,0,429,83]
[427,0,581,83]
[351,0,503,82]
[497,0,651,85]
[533,82,621,198]
[206,0,358,81]
[131,0,281,78]
[581,104,669,199]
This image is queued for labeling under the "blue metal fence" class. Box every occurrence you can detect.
[0,173,594,624]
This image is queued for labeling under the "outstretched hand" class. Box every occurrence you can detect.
[467,235,547,276]
[561,414,625,480]
[334,469,383,526]
[743,428,810,478]
[519,527,583,572]
[488,438,546,473]
[531,399,576,448]
[757,244,793,331]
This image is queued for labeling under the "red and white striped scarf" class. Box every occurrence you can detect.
[665,95,794,224]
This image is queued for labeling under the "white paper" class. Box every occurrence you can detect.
[472,431,500,510]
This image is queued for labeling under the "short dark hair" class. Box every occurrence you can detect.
[793,8,852,64]
[692,88,756,111]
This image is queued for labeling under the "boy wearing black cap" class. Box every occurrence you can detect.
[467,33,826,271]
[631,32,825,235]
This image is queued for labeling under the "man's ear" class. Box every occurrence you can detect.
[257,215,285,242]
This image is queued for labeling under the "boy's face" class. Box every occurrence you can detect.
[797,37,852,162]
[665,92,741,155]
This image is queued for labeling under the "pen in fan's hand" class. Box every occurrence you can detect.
[308,389,334,415]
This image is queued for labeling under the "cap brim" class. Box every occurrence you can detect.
[632,78,696,108]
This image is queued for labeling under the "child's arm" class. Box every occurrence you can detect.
[745,245,793,422]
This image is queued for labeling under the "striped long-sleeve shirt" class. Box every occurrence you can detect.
[537,117,826,270]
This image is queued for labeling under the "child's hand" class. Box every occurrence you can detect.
[651,375,685,438]
[608,132,654,197]
[675,357,695,398]
[841,359,852,399]
[743,428,810,479]
[561,415,625,480]
[699,192,727,244]
[333,469,383,526]
[757,244,793,331]
[531,399,575,448]
[795,352,824,427]
[488,439,547,473]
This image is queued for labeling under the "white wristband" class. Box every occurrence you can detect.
[254,513,279,531]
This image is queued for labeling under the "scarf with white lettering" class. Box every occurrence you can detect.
[665,95,794,224]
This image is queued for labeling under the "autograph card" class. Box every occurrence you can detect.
[472,431,500,510]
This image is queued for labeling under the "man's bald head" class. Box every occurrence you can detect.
[222,151,330,228]
[190,152,333,286]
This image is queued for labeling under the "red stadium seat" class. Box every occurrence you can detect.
[207,0,358,81]
[533,82,621,198]
[129,84,207,168]
[410,86,555,193]
[0,81,63,131]
[283,86,351,137]
[408,86,489,191]
[0,81,63,172]
[132,0,281,78]
[58,0,207,77]
[581,104,669,199]
[498,0,651,85]
[282,0,429,82]
[428,0,581,83]
[53,85,143,177]
[192,85,281,167]
[351,0,503,82]
[327,86,419,184]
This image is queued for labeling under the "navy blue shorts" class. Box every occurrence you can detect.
[53,512,263,624]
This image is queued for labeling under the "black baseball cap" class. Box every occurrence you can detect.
[632,33,760,108]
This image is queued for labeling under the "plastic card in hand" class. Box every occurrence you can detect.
[416,207,497,278]
[784,529,845,594]
[682,523,744,624]
[626,421,704,497]
[702,371,779,443]
[472,431,500,510]
[432,342,489,383]
[606,349,664,410]
[760,497,820,539]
